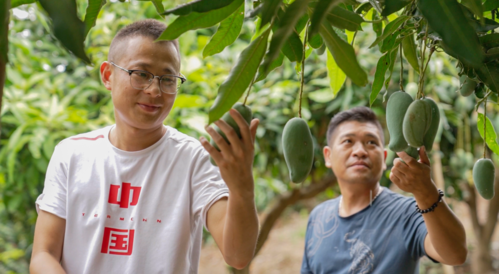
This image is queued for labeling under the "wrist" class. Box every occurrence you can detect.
[413,185,440,209]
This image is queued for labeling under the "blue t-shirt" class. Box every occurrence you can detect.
[301,187,437,274]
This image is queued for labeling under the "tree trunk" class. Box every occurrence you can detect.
[228,174,337,273]
[463,167,499,274]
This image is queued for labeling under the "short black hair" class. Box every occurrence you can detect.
[108,19,180,63]
[326,106,384,146]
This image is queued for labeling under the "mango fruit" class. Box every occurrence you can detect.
[405,146,420,160]
[282,117,314,183]
[459,76,478,97]
[422,98,440,152]
[403,100,432,148]
[473,158,495,200]
[387,91,413,152]
[210,103,252,166]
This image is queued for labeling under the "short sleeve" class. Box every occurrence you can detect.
[301,217,313,274]
[190,147,229,231]
[35,141,69,219]
[401,198,439,263]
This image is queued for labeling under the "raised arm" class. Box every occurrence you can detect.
[30,210,66,274]
[200,109,260,270]
[390,146,467,265]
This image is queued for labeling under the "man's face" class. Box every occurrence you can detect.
[324,121,387,185]
[101,36,181,131]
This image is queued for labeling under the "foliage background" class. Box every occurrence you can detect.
[1,0,499,273]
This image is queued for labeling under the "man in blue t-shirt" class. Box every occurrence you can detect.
[301,107,467,274]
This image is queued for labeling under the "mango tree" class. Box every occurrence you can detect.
[3,0,499,273]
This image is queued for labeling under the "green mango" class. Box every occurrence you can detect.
[403,99,432,148]
[473,158,495,200]
[422,98,440,152]
[405,146,419,160]
[282,117,314,183]
[210,103,252,166]
[387,91,413,152]
[459,75,478,97]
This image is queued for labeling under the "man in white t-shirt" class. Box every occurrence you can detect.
[30,19,260,274]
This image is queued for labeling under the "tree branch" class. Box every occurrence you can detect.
[254,173,337,256]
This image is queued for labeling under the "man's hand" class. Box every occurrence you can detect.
[391,146,467,265]
[199,108,260,270]
[200,108,259,196]
[390,146,439,208]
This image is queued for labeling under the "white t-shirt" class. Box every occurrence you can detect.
[35,125,229,274]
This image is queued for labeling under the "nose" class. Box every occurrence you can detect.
[352,141,368,158]
[144,77,162,97]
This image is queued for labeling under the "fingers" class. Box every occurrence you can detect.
[229,109,252,142]
[215,119,243,149]
[396,151,416,166]
[419,146,431,166]
[249,118,260,143]
[199,136,223,163]
[205,125,231,153]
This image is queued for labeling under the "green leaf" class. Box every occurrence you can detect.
[319,21,368,86]
[150,0,165,15]
[479,33,499,50]
[417,0,483,68]
[477,113,499,156]
[261,0,310,74]
[484,0,499,11]
[380,29,401,53]
[485,47,499,62]
[402,34,420,73]
[372,10,382,37]
[369,15,410,48]
[260,0,283,28]
[0,0,9,64]
[280,30,303,62]
[84,0,106,37]
[255,52,284,82]
[326,6,365,32]
[208,30,270,124]
[370,51,391,106]
[308,33,323,49]
[203,3,244,58]
[162,0,235,16]
[326,50,346,97]
[381,0,411,16]
[158,0,243,40]
[308,0,344,39]
[461,0,483,19]
[355,1,373,14]
[384,48,398,89]
[39,0,91,64]
[11,0,35,8]
[475,62,499,92]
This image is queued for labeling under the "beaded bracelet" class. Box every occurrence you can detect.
[415,189,444,214]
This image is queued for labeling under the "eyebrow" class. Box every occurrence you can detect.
[339,133,380,140]
[130,62,176,74]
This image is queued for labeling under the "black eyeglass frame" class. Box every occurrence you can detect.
[109,61,187,94]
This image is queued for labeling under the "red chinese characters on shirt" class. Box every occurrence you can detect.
[101,227,135,256]
[100,182,141,256]
[108,182,141,209]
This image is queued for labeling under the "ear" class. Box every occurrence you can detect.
[100,61,113,91]
[382,149,388,170]
[323,146,332,168]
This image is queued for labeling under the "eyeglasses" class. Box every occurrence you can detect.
[109,61,187,94]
